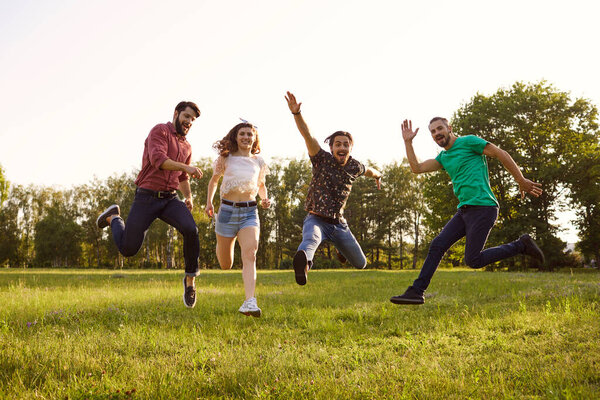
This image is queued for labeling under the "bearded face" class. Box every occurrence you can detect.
[330,135,352,165]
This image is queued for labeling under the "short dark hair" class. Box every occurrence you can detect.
[324,131,353,146]
[175,101,200,118]
[429,117,449,127]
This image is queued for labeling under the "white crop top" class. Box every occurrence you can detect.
[213,155,269,198]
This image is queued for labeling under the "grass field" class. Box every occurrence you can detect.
[0,268,598,399]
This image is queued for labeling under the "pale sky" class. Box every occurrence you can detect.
[1,0,599,242]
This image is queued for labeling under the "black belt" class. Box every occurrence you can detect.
[137,188,177,199]
[222,199,257,207]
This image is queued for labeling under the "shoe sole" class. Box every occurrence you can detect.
[390,296,424,305]
[293,251,308,286]
[96,205,120,229]
[239,310,262,318]
[183,277,196,308]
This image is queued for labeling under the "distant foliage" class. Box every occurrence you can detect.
[1,82,598,270]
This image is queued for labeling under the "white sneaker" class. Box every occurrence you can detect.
[238,297,261,317]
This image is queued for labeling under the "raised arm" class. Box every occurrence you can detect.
[285,91,321,157]
[402,119,441,174]
[483,143,542,199]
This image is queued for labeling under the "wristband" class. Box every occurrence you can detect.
[292,111,301,115]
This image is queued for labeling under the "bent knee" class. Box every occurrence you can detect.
[218,261,233,270]
[350,256,367,269]
[120,248,138,258]
[465,256,484,269]
[181,224,199,238]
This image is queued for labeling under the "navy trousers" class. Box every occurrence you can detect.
[413,206,524,292]
[110,189,200,276]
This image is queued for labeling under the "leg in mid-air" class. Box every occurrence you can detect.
[294,214,325,286]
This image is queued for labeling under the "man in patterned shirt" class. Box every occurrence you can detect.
[390,118,545,305]
[285,91,382,285]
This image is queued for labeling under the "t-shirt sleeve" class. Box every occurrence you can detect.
[352,159,366,177]
[309,148,327,168]
[212,156,226,177]
[465,135,488,154]
[435,151,445,170]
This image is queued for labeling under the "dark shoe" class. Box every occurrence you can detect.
[390,286,425,305]
[183,277,196,308]
[335,248,347,264]
[293,250,308,286]
[96,205,120,229]
[519,234,545,264]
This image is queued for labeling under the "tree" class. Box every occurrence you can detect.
[34,201,84,267]
[0,171,19,267]
[451,81,597,269]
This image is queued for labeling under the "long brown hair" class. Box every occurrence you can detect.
[213,123,261,157]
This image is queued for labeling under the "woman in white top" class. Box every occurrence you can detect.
[206,122,270,317]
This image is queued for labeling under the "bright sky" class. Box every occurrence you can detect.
[1,0,599,242]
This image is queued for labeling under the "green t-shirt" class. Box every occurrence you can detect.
[434,135,499,208]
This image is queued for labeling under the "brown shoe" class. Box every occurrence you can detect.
[96,205,120,229]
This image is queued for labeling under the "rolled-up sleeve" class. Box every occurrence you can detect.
[147,125,170,169]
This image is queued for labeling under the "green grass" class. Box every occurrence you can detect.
[0,268,598,399]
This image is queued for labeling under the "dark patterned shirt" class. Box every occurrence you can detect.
[305,149,366,219]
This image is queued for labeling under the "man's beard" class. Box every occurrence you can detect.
[175,118,186,136]
[436,136,450,148]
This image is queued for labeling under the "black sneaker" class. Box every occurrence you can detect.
[293,250,309,286]
[96,205,120,229]
[335,248,347,264]
[183,277,196,308]
[390,286,425,305]
[519,234,545,264]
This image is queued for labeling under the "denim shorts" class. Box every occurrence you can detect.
[215,202,260,237]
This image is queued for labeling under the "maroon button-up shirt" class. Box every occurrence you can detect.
[134,121,192,191]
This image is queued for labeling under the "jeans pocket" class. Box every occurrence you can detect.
[217,208,233,224]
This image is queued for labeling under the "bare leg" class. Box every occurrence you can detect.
[237,227,260,300]
[216,234,236,270]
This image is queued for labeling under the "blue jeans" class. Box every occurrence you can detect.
[298,213,367,268]
[413,206,524,292]
[110,189,200,276]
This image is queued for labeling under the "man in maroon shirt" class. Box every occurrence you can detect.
[97,101,203,308]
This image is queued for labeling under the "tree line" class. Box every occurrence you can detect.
[1,81,598,271]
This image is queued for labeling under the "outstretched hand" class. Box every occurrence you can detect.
[402,119,419,142]
[519,179,543,199]
[285,91,302,114]
[261,198,271,209]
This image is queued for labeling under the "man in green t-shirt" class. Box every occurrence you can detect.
[391,117,545,305]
